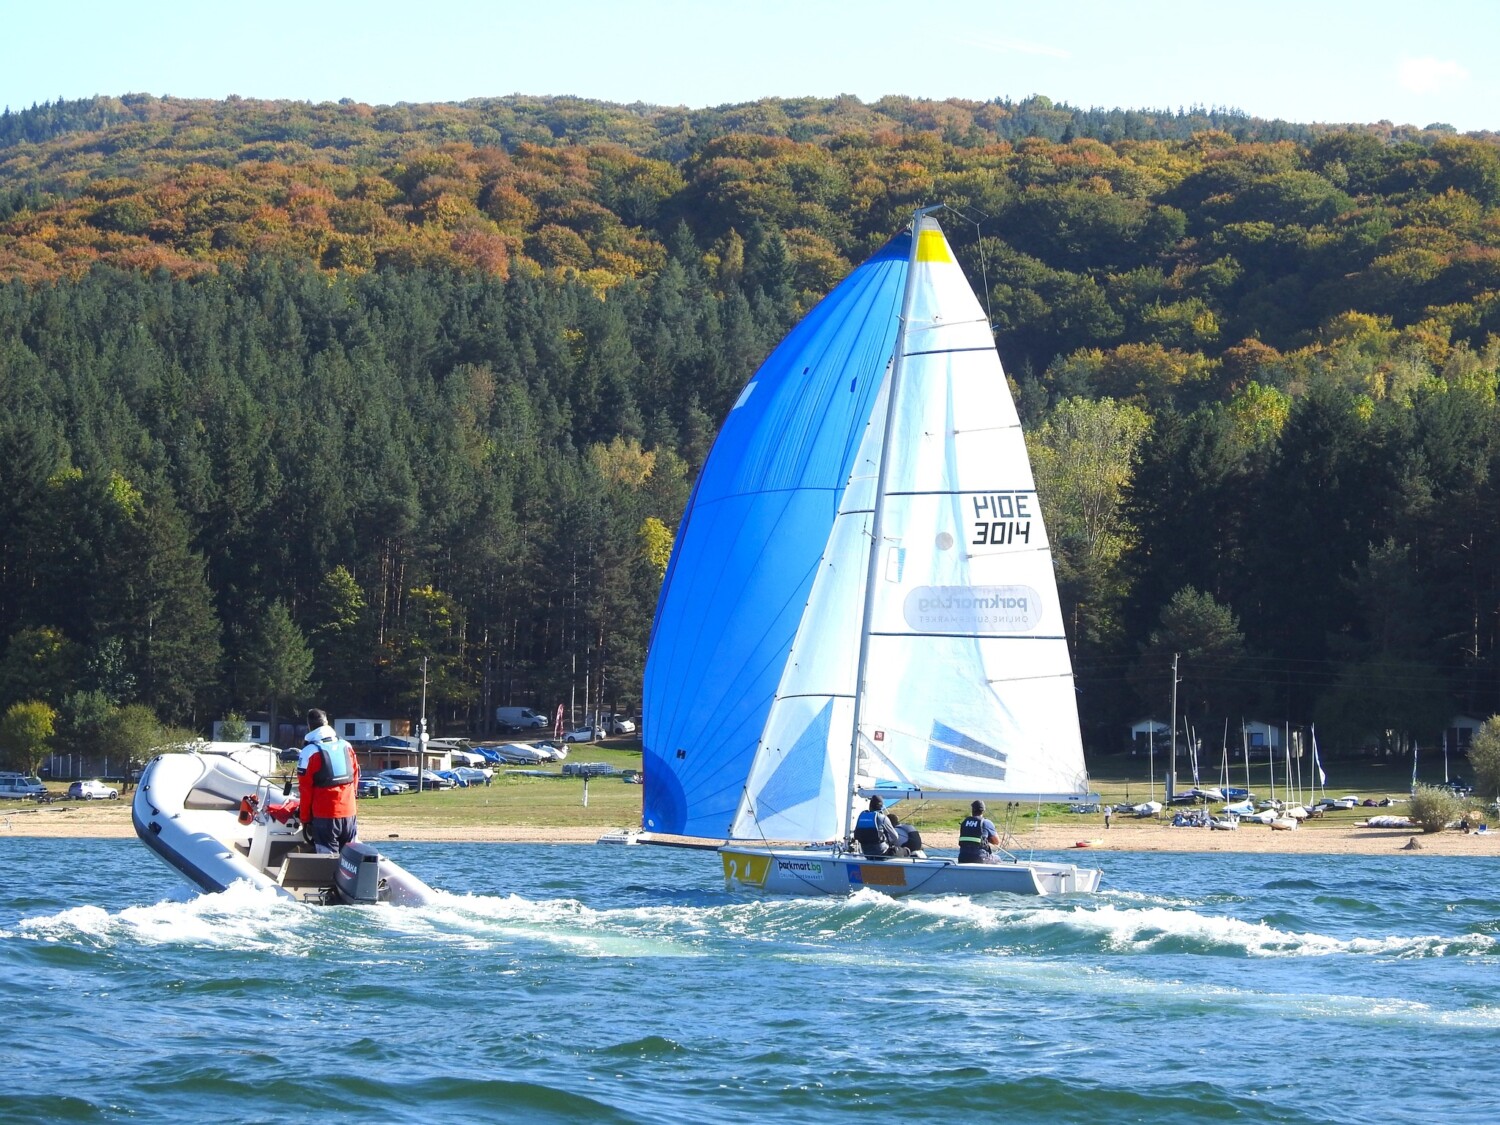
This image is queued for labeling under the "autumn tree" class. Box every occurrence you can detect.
[0,700,56,776]
[1467,717,1500,801]
[1030,396,1150,651]
[96,703,168,781]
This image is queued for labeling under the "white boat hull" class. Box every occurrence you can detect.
[720,846,1101,897]
[133,750,435,905]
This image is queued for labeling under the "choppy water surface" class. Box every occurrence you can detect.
[2,839,1496,1123]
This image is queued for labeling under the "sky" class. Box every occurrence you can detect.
[3,0,1496,133]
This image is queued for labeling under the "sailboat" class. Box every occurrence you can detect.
[640,209,1101,897]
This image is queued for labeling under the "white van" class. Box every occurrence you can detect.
[495,706,547,731]
[0,771,48,798]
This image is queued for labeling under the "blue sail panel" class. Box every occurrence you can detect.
[643,233,910,837]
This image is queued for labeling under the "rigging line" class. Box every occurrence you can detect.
[903,345,995,358]
[983,671,1078,686]
[945,203,997,333]
[951,424,1023,435]
[904,315,992,335]
[965,538,1051,550]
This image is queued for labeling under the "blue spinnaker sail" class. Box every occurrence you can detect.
[642,233,910,837]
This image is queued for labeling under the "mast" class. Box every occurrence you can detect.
[1284,721,1292,806]
[1268,725,1276,803]
[844,206,936,839]
[1148,725,1155,804]
[1167,653,1178,804]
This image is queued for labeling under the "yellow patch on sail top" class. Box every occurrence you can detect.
[915,230,952,263]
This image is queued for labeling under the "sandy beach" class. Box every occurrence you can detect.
[5,799,1497,856]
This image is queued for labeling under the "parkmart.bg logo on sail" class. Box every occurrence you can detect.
[903,586,1043,633]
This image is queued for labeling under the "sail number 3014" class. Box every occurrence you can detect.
[971,493,1033,546]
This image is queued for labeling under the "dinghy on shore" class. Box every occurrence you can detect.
[133,746,435,905]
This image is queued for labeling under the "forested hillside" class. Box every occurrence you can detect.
[1,91,1498,761]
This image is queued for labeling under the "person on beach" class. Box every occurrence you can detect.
[296,708,360,853]
[852,795,907,858]
[958,800,1001,863]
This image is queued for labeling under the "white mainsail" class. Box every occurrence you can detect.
[731,216,1089,841]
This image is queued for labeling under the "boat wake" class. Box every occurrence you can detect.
[13,881,320,951]
[14,879,1495,968]
[889,893,1499,959]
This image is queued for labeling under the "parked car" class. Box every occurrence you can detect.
[562,727,598,743]
[562,761,618,778]
[67,779,119,800]
[495,706,548,731]
[600,714,637,735]
[0,771,49,799]
[358,776,408,797]
[379,768,455,790]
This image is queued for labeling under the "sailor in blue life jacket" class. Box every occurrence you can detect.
[957,799,1001,863]
[852,795,908,858]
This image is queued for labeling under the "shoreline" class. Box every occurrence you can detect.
[5,802,1498,856]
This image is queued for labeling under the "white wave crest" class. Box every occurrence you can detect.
[17,879,313,950]
[886,895,1499,960]
[368,889,729,957]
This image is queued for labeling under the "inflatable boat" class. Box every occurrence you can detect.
[133,746,436,906]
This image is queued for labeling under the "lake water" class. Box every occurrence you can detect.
[2,838,1496,1123]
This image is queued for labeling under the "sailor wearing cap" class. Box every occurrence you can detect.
[957,799,1001,863]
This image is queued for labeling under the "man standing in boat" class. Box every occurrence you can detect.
[296,708,360,853]
[957,800,1002,863]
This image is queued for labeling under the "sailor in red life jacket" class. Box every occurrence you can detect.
[296,707,360,853]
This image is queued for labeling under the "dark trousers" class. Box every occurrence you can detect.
[312,816,358,853]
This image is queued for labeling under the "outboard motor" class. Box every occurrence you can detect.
[335,841,388,905]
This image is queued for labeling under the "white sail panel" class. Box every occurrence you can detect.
[731,379,889,840]
[855,217,1088,800]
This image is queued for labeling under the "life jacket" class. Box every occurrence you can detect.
[958,814,993,862]
[312,738,355,787]
[237,794,260,825]
[853,809,888,857]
